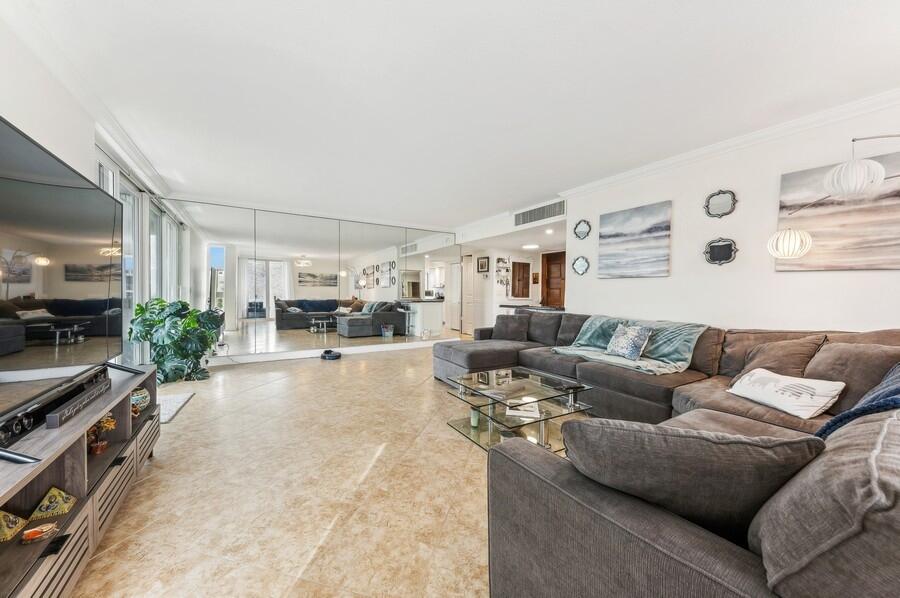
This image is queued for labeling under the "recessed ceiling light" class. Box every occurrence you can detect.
[522,244,539,250]
[545,228,553,234]
[424,254,430,258]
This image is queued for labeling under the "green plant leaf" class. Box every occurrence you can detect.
[197,309,224,332]
[152,317,183,346]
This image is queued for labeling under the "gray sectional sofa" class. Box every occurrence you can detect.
[433,309,900,597]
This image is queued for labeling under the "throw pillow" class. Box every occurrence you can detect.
[492,314,529,342]
[335,306,352,314]
[816,363,900,439]
[730,334,826,386]
[349,300,366,312]
[605,324,652,361]
[274,300,288,311]
[15,309,52,320]
[0,299,20,319]
[361,302,376,314]
[102,307,122,316]
[748,409,900,596]
[562,417,825,544]
[804,342,900,414]
[286,307,301,314]
[728,368,845,419]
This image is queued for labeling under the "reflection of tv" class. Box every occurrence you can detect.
[0,115,124,401]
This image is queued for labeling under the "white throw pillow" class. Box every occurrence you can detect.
[15,309,52,320]
[335,306,352,314]
[727,368,845,419]
[286,307,301,313]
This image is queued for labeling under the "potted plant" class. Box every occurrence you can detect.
[129,299,224,384]
[87,413,116,455]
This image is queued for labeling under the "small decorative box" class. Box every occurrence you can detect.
[30,487,77,521]
[0,511,26,542]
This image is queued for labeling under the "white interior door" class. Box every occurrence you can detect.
[461,255,474,336]
[445,262,462,331]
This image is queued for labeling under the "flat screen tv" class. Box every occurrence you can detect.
[0,116,124,403]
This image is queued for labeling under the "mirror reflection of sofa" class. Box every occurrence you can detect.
[274,297,408,337]
[336,301,408,338]
[0,297,123,353]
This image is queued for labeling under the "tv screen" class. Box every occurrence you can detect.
[0,117,124,379]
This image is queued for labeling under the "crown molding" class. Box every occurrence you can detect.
[560,87,900,199]
[165,192,453,234]
[0,5,170,196]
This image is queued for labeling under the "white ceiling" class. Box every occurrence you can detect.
[6,1,900,229]
[464,224,566,254]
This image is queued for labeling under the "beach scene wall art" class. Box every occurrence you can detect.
[597,200,671,278]
[297,272,338,287]
[65,263,122,282]
[776,151,900,271]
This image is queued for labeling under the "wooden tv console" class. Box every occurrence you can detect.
[0,366,160,597]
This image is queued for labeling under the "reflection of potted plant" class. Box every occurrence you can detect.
[129,299,224,384]
[87,413,116,455]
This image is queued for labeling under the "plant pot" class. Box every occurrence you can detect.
[89,440,109,455]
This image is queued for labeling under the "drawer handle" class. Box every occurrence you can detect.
[112,456,127,467]
[39,534,71,558]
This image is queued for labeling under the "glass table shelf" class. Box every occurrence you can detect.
[447,416,574,453]
[476,397,593,430]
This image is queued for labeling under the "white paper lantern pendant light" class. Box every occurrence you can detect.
[767,229,812,259]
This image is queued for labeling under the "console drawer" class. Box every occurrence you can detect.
[135,406,160,475]
[14,503,93,598]
[92,442,135,541]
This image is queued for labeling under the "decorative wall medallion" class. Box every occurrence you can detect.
[704,190,737,218]
[572,256,590,275]
[704,238,738,265]
[573,219,592,240]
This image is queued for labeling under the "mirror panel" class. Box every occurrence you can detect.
[704,190,737,218]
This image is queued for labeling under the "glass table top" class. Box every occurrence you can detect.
[449,367,592,407]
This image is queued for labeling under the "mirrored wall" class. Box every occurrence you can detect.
[169,199,461,358]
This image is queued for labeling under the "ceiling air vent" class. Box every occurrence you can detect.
[400,243,418,255]
[514,200,566,226]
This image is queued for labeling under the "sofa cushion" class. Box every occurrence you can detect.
[493,314,529,342]
[518,347,584,378]
[562,417,824,544]
[298,299,338,313]
[433,339,541,369]
[748,409,900,597]
[804,342,900,415]
[10,296,46,311]
[826,328,900,346]
[673,375,831,434]
[349,300,366,312]
[662,408,809,440]
[689,327,725,376]
[555,313,590,346]
[526,312,563,346]
[719,330,835,378]
[731,335,826,384]
[576,361,707,406]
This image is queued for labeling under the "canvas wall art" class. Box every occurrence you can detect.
[597,200,671,278]
[65,263,122,282]
[297,272,338,287]
[1,254,31,284]
[776,151,900,271]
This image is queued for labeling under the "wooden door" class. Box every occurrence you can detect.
[541,251,566,308]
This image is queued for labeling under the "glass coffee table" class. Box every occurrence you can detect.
[447,367,594,453]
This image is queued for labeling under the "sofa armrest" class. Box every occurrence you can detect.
[488,439,774,598]
[474,327,493,340]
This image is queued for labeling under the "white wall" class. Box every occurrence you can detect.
[564,102,900,331]
[0,18,95,179]
[463,247,543,328]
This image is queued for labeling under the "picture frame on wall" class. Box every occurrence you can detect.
[531,272,539,285]
[476,257,489,273]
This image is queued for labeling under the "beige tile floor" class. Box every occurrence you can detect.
[73,347,488,598]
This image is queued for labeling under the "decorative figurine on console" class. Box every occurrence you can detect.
[87,413,116,455]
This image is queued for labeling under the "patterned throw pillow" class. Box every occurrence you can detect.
[605,324,653,361]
